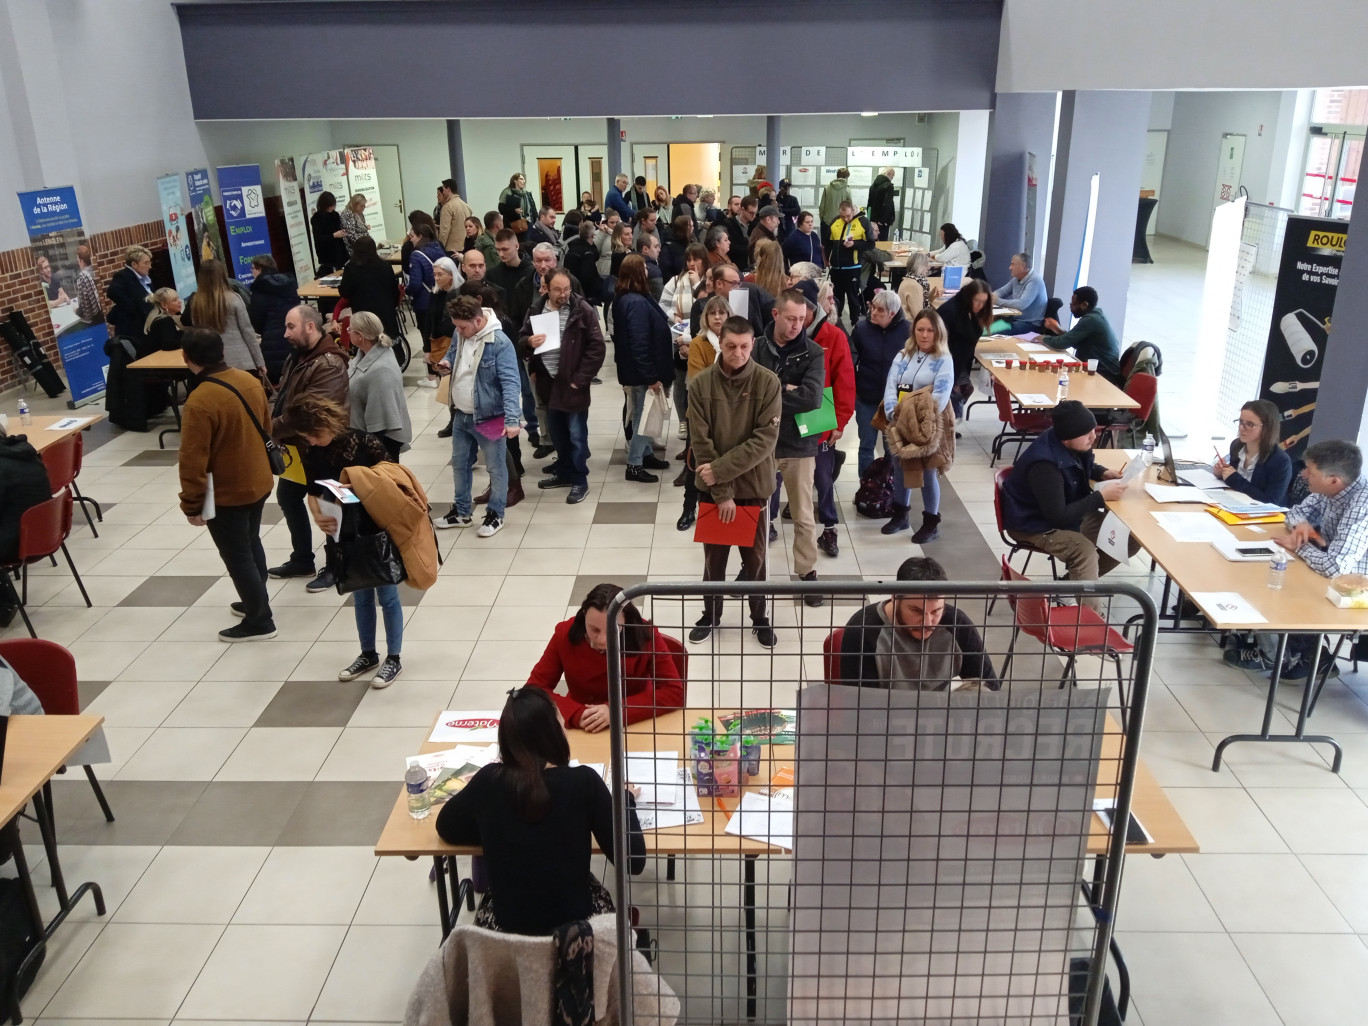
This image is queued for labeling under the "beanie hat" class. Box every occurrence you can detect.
[792,279,819,306]
[1051,400,1097,441]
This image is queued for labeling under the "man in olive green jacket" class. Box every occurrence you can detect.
[687,316,782,646]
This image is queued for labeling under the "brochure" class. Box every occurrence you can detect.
[717,709,797,745]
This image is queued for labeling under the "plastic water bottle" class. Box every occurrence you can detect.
[17,398,31,427]
[1056,367,1069,402]
[1267,551,1287,591]
[405,764,431,820]
[1143,433,1156,465]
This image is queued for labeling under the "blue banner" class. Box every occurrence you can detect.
[16,186,110,404]
[216,163,271,284]
[157,174,197,297]
[185,168,224,265]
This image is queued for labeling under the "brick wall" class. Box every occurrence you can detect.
[0,220,166,392]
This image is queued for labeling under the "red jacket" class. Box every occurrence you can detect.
[813,320,855,444]
[525,619,685,728]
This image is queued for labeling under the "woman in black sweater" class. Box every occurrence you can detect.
[311,191,348,275]
[435,687,645,935]
[935,278,994,417]
[339,236,401,339]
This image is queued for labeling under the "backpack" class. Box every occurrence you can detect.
[0,877,44,1004]
[854,456,896,519]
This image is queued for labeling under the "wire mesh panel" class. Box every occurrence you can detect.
[604,579,1156,1026]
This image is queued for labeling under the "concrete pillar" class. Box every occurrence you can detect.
[766,115,782,188]
[445,119,467,201]
[982,92,1057,286]
[607,118,623,183]
[1315,203,1368,450]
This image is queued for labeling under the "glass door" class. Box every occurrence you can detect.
[1299,131,1363,219]
[1331,135,1363,218]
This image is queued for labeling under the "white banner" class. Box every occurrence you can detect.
[345,147,386,237]
[300,150,348,264]
[848,146,922,168]
[274,157,315,286]
[753,146,792,165]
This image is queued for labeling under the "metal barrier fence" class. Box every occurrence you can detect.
[604,579,1157,1026]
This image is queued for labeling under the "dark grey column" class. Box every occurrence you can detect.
[766,116,782,186]
[1315,205,1368,448]
[982,92,1057,286]
[607,118,623,182]
[446,119,466,200]
[1042,90,1151,333]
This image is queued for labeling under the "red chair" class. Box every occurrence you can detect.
[1,491,91,638]
[0,638,114,822]
[659,632,689,690]
[998,557,1134,701]
[1098,373,1159,449]
[822,627,846,684]
[989,380,1053,467]
[990,467,1059,613]
[39,432,102,537]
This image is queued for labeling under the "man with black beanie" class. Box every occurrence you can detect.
[998,400,1139,611]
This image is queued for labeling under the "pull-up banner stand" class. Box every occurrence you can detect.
[215,163,272,285]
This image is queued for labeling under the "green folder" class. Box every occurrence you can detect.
[795,387,837,438]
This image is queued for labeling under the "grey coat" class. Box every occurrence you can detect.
[348,343,412,450]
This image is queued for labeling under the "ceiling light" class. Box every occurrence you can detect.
[861,112,878,117]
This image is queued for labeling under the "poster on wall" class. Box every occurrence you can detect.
[155,174,196,297]
[274,157,315,286]
[186,168,225,266]
[1256,216,1345,459]
[215,164,273,285]
[16,186,110,404]
[345,147,386,236]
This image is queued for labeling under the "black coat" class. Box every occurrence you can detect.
[105,266,151,343]
[565,238,602,302]
[612,292,673,387]
[311,210,347,273]
[660,237,688,282]
[868,174,898,225]
[0,435,52,563]
[249,272,301,383]
[937,291,987,381]
[723,216,751,269]
[339,260,400,338]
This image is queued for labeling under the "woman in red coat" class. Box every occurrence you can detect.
[524,583,685,732]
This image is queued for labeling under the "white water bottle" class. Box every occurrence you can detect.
[1143,433,1156,465]
[1056,367,1069,402]
[1267,551,1287,591]
[17,398,31,427]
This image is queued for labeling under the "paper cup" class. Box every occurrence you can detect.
[1087,358,1099,375]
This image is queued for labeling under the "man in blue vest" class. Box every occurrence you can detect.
[1000,401,1138,612]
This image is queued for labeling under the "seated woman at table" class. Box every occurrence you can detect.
[143,288,185,352]
[525,583,685,733]
[435,687,646,935]
[928,222,971,269]
[1214,399,1293,505]
[896,250,940,322]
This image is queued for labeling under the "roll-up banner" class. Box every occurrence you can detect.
[156,174,197,297]
[1256,216,1346,460]
[186,168,225,266]
[16,186,110,404]
[216,163,273,285]
[301,149,348,263]
[345,147,386,236]
[275,157,315,286]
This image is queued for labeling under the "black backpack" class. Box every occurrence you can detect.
[854,456,895,519]
[0,877,44,1006]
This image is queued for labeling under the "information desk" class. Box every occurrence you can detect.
[127,349,192,449]
[22,413,107,455]
[1095,451,1366,771]
[975,336,1138,411]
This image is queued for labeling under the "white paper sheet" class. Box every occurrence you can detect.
[789,166,817,186]
[1151,511,1231,543]
[528,310,561,355]
[636,769,704,831]
[1016,341,1051,352]
[1189,591,1268,626]
[1015,393,1056,406]
[1120,454,1147,485]
[428,710,502,744]
[201,472,216,521]
[1144,484,1211,503]
[1179,466,1227,490]
[316,496,343,541]
[724,790,794,851]
[625,751,681,807]
[1211,535,1285,563]
[1095,511,1132,564]
[978,352,1017,362]
[45,416,93,431]
[1092,798,1153,844]
[728,289,749,317]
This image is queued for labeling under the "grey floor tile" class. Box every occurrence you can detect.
[121,449,181,466]
[571,573,648,600]
[77,680,112,710]
[260,504,284,525]
[117,575,220,608]
[254,681,370,728]
[50,779,206,845]
[276,782,400,846]
[592,501,658,523]
[167,782,308,846]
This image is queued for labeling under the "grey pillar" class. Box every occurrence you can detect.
[1315,207,1368,449]
[766,116,782,187]
[1042,90,1150,333]
[982,93,1057,286]
[446,119,467,200]
[607,118,623,183]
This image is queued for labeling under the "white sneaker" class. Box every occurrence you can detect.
[415,377,438,389]
[476,510,504,538]
[677,421,687,439]
[434,508,473,529]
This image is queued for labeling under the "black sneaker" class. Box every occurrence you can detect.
[230,602,247,619]
[567,484,589,504]
[371,656,403,689]
[626,466,659,483]
[434,508,473,529]
[643,455,671,471]
[338,653,380,680]
[1282,651,1340,682]
[781,504,792,521]
[1223,646,1270,671]
[769,523,778,543]
[533,444,556,460]
[677,508,696,532]
[752,620,777,648]
[688,616,716,644]
[799,570,824,607]
[305,569,336,594]
[267,560,314,579]
[817,528,839,557]
[219,623,278,643]
[538,476,573,489]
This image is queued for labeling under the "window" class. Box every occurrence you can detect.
[1299,91,1366,220]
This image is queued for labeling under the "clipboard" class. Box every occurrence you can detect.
[694,502,762,546]
[794,387,837,438]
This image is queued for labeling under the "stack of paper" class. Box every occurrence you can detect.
[1151,511,1232,543]
[625,751,682,807]
[724,790,794,851]
[636,769,704,831]
[1144,484,1210,503]
[1015,393,1056,406]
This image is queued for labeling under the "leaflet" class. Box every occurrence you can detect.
[428,710,502,744]
[724,790,794,851]
[1189,591,1267,626]
[1151,511,1231,544]
[528,310,561,355]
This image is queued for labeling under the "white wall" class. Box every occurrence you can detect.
[999,0,1368,92]
[1149,92,1176,131]
[953,111,990,244]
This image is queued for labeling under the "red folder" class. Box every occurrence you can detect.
[694,502,762,545]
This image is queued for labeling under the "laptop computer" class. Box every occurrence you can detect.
[1155,428,1211,486]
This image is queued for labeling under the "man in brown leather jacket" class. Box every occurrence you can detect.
[267,303,349,591]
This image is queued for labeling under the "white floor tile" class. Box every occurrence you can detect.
[315,727,426,781]
[114,726,247,781]
[311,924,441,1021]
[113,846,270,924]
[214,727,342,781]
[1112,932,1282,1026]
[162,680,283,727]
[1185,853,1352,932]
[1232,933,1368,1026]
[1249,788,1368,854]
[231,847,376,925]
[176,924,347,1020]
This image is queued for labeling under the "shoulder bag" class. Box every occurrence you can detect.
[200,375,289,475]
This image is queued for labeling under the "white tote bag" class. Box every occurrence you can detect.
[641,388,671,447]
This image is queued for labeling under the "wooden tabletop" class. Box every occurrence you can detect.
[128,349,188,371]
[300,264,401,299]
[931,293,1021,318]
[23,413,107,454]
[0,715,104,826]
[1097,453,1368,632]
[976,336,1138,410]
[375,707,1196,859]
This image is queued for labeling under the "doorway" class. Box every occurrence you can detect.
[1299,130,1364,220]
[521,145,578,214]
[577,145,608,211]
[632,142,722,202]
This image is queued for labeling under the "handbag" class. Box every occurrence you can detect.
[327,530,407,594]
[200,375,289,475]
[509,219,529,235]
[641,388,670,446]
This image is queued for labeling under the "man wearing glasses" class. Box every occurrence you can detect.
[688,263,772,340]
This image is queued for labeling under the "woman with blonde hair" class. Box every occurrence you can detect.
[184,259,266,376]
[897,250,940,321]
[880,308,953,542]
[143,287,184,352]
[347,311,412,461]
[340,194,371,253]
[106,245,155,343]
[676,294,732,531]
[747,239,786,299]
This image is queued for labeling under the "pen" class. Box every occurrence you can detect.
[1212,445,1223,463]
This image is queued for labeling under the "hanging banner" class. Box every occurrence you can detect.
[215,163,272,285]
[16,186,110,404]
[156,174,196,297]
[274,157,315,286]
[1257,215,1345,459]
[186,168,225,266]
[344,146,386,236]
[300,148,349,260]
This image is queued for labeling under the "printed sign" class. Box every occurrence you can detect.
[186,168,225,266]
[274,157,315,286]
[345,147,386,236]
[156,174,196,297]
[300,149,349,262]
[216,163,273,284]
[848,146,923,168]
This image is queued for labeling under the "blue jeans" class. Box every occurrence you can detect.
[547,407,590,486]
[518,361,538,438]
[450,411,509,517]
[626,385,656,467]
[893,463,940,513]
[853,397,888,477]
[354,583,402,657]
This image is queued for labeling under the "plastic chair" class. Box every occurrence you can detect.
[39,432,101,537]
[1,490,91,637]
[0,638,115,822]
[989,380,1053,467]
[989,467,1059,613]
[1098,373,1159,449]
[822,627,846,684]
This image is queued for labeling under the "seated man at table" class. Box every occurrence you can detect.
[1226,439,1368,677]
[992,252,1048,331]
[839,557,999,690]
[525,583,686,732]
[1001,401,1139,613]
[1040,286,1122,385]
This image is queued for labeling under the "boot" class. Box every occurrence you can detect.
[506,479,525,508]
[880,504,911,535]
[911,511,941,543]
